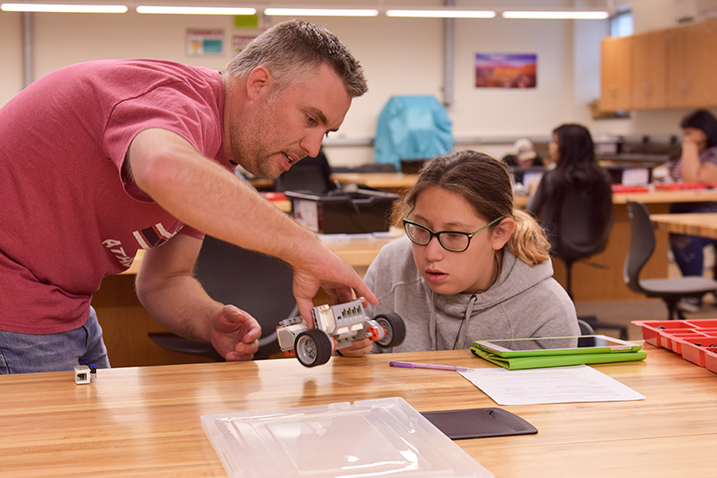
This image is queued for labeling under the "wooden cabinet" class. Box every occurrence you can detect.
[600,36,632,111]
[703,19,717,106]
[665,21,712,107]
[601,19,717,110]
[631,30,666,109]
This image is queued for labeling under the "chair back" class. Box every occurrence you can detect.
[332,163,398,173]
[194,236,298,359]
[577,319,596,347]
[274,149,333,195]
[548,177,614,264]
[577,319,595,335]
[623,201,655,295]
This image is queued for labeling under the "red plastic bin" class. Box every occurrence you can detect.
[676,337,717,367]
[664,332,710,354]
[632,320,698,348]
[685,319,717,328]
[653,182,713,191]
[705,349,717,374]
[633,319,717,372]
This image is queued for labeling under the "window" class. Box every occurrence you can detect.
[610,6,633,37]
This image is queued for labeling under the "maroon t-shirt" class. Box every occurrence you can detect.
[0,59,232,333]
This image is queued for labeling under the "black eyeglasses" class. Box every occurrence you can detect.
[402,207,505,253]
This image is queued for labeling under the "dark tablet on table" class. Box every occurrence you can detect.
[421,407,538,440]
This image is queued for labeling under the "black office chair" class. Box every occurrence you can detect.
[577,319,597,347]
[624,200,717,320]
[274,149,334,195]
[149,236,298,361]
[355,163,398,173]
[577,319,595,335]
[545,179,629,340]
[331,163,398,173]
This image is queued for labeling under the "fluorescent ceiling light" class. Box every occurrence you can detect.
[1,3,127,13]
[264,8,378,17]
[502,10,609,20]
[386,9,495,18]
[136,5,256,15]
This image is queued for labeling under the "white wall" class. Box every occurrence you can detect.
[0,12,24,107]
[0,0,713,166]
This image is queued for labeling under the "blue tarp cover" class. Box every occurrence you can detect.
[374,95,454,168]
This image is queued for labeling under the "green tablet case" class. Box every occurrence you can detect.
[470,345,647,370]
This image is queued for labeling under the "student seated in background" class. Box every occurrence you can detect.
[664,109,717,312]
[502,138,544,169]
[339,151,579,355]
[502,138,544,186]
[526,123,613,258]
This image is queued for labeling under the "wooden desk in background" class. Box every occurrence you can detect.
[331,172,420,193]
[250,172,419,194]
[2,347,716,478]
[247,177,273,190]
[650,212,717,240]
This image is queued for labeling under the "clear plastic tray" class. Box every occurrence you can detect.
[201,397,494,478]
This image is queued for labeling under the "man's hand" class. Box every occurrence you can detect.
[336,337,374,357]
[291,247,378,326]
[209,305,262,361]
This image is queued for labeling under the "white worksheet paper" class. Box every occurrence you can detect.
[459,365,645,406]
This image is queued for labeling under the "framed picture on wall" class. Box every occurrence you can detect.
[475,53,537,88]
[186,29,225,56]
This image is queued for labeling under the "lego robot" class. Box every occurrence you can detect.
[276,299,406,367]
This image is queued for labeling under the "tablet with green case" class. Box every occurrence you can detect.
[470,335,646,370]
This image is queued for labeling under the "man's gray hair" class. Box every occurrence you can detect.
[226,20,367,98]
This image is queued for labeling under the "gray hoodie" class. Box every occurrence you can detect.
[364,237,579,352]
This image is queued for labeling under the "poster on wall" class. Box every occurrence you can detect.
[232,35,258,55]
[187,29,225,56]
[475,53,537,88]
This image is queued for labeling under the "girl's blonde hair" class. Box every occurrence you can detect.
[400,150,550,265]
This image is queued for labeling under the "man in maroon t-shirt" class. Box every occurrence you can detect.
[0,20,376,373]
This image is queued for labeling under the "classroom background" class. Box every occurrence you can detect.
[2,0,717,167]
[3,4,717,474]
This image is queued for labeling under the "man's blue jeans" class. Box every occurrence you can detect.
[0,307,110,374]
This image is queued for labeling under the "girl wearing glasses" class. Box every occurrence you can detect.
[340,150,579,356]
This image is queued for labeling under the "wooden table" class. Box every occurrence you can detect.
[1,347,715,478]
[331,172,419,193]
[249,172,419,194]
[247,177,273,190]
[650,212,717,239]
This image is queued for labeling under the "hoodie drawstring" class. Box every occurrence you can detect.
[453,294,478,350]
[429,290,438,351]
